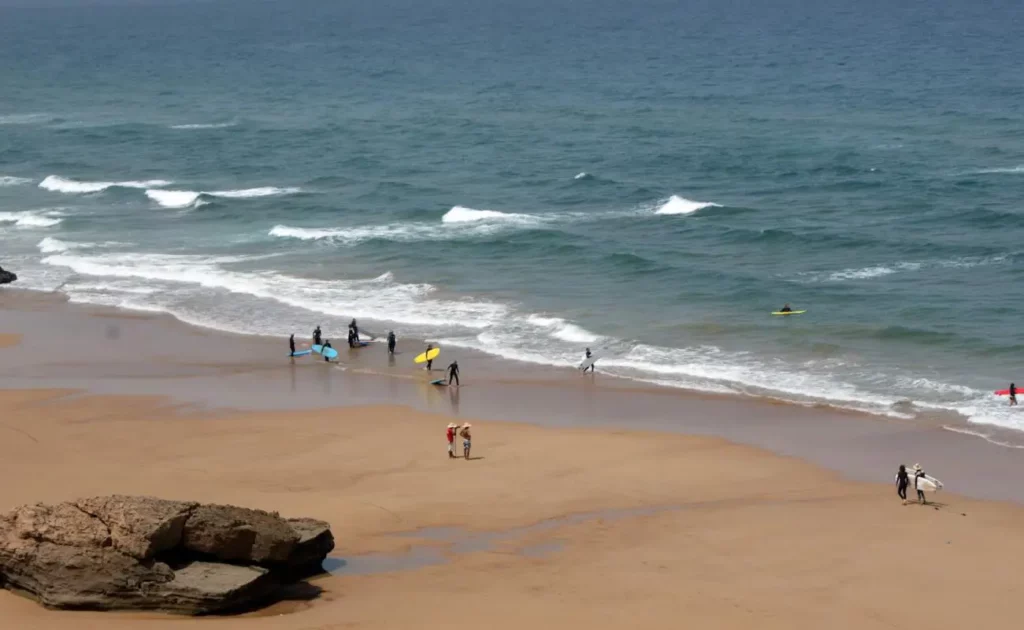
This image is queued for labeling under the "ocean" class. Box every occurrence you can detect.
[2,0,1024,432]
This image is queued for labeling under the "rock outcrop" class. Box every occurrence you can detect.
[0,266,16,285]
[0,496,334,615]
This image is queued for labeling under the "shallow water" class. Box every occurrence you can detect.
[2,0,1024,431]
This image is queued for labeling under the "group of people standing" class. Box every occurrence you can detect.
[289,324,460,386]
[446,422,472,459]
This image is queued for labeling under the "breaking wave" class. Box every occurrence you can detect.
[40,175,173,194]
[654,195,722,215]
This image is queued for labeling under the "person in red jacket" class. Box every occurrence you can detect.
[446,423,458,459]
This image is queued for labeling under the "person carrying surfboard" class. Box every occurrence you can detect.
[447,360,460,386]
[425,343,435,371]
[289,334,296,356]
[912,463,928,504]
[323,339,333,362]
[582,348,595,374]
[1010,383,1018,406]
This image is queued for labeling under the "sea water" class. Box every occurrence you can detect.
[2,0,1023,431]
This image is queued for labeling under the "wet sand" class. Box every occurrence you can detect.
[3,290,1024,502]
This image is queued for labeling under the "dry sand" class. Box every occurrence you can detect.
[1,389,1023,629]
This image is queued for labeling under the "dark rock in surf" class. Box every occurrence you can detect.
[0,266,16,285]
[0,495,334,615]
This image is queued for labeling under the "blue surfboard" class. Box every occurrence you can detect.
[289,349,312,357]
[311,344,339,360]
[430,379,448,386]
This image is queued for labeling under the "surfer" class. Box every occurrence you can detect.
[780,304,792,313]
[347,328,356,348]
[895,464,909,505]
[459,423,472,459]
[349,319,359,343]
[1010,383,1018,406]
[387,330,396,355]
[425,343,435,371]
[582,347,595,374]
[323,340,333,362]
[446,423,458,459]
[289,334,296,356]
[912,463,927,504]
[313,326,322,346]
[447,360,460,386]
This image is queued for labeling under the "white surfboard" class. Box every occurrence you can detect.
[578,354,597,371]
[913,474,943,492]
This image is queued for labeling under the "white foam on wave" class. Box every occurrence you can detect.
[574,172,589,180]
[0,176,32,187]
[40,175,173,194]
[0,210,63,228]
[654,195,722,215]
[148,187,301,208]
[970,166,1024,175]
[801,255,1007,283]
[41,251,509,330]
[37,237,73,253]
[170,122,237,130]
[525,315,601,343]
[145,190,203,208]
[0,113,51,125]
[441,205,540,224]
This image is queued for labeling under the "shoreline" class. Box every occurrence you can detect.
[2,288,1024,503]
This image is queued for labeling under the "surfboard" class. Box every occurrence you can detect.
[311,344,339,360]
[995,389,1016,396]
[578,355,597,371]
[430,378,448,386]
[414,347,441,364]
[914,474,943,493]
[289,349,312,357]
[771,310,806,316]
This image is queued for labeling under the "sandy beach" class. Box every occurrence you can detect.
[2,291,1024,628]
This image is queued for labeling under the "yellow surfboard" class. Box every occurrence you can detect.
[414,347,441,364]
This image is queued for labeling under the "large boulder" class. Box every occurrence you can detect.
[0,496,334,615]
[0,266,15,285]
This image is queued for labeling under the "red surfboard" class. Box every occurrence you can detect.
[995,389,1015,396]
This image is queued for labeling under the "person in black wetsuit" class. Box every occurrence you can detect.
[387,331,396,355]
[447,360,460,386]
[780,304,792,313]
[347,328,356,348]
[313,326,322,346]
[349,319,360,344]
[425,343,435,371]
[582,347,595,374]
[289,334,296,356]
[895,464,909,505]
[1010,383,1018,407]
[323,340,333,362]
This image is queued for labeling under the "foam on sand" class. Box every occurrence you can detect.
[654,195,722,215]
[40,175,173,194]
